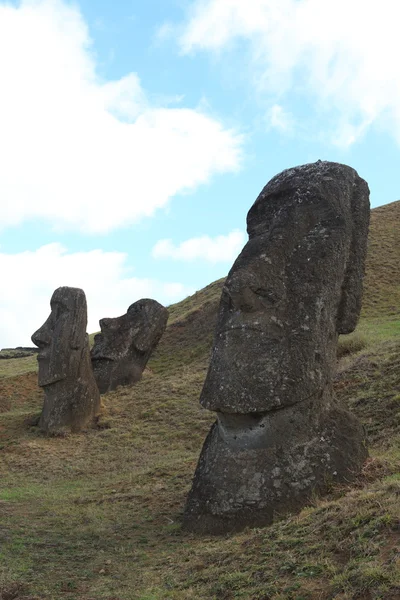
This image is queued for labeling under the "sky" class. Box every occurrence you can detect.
[1,0,399,347]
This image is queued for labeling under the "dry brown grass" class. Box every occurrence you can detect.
[0,202,399,599]
[0,314,399,600]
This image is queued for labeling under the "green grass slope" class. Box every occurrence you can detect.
[362,201,400,320]
[0,202,399,599]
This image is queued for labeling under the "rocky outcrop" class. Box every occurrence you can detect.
[0,347,38,359]
[183,161,370,534]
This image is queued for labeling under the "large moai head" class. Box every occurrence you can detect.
[184,161,370,534]
[32,287,100,433]
[91,299,168,394]
[201,161,370,414]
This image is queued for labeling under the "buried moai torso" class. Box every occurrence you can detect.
[91,299,168,394]
[184,161,370,534]
[32,287,100,434]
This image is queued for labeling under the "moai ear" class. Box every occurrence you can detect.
[71,291,88,349]
[336,178,370,334]
[132,302,164,353]
[133,322,152,353]
[127,299,168,354]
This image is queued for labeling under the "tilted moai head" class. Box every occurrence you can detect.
[184,161,370,534]
[91,299,169,394]
[32,287,100,433]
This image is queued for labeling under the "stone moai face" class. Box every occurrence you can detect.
[183,161,370,534]
[32,287,87,387]
[201,161,369,414]
[91,299,168,393]
[32,287,100,433]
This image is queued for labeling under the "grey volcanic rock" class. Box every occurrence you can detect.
[0,347,38,359]
[1,347,38,352]
[183,161,370,534]
[32,287,101,434]
[91,299,168,394]
[0,352,32,360]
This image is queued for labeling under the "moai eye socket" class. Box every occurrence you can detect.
[253,287,281,305]
[50,300,68,322]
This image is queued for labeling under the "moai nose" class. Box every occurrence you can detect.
[31,323,52,349]
[99,318,112,331]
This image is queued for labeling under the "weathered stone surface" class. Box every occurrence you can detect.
[183,161,370,534]
[91,299,168,394]
[32,287,100,434]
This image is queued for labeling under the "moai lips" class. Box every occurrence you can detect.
[183,161,370,534]
[32,287,100,434]
[91,299,168,394]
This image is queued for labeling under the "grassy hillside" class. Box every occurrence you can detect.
[362,201,400,320]
[0,202,399,599]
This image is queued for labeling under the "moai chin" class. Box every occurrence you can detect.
[183,161,370,534]
[32,286,100,434]
[91,299,169,394]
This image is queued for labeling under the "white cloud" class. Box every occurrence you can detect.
[0,243,193,347]
[267,104,294,133]
[0,0,242,233]
[179,0,400,146]
[152,230,246,263]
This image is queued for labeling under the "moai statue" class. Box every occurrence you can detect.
[91,299,169,394]
[32,287,100,434]
[183,161,370,534]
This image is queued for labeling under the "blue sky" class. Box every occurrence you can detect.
[0,0,399,346]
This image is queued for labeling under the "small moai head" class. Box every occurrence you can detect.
[32,287,87,387]
[92,299,168,362]
[91,298,169,393]
[200,161,370,414]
